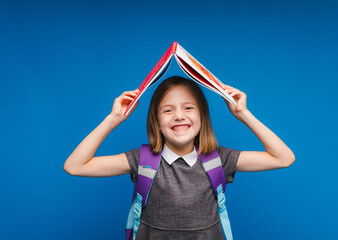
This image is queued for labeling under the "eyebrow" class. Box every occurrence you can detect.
[159,102,197,109]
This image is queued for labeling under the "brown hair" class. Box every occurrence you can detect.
[147,76,218,154]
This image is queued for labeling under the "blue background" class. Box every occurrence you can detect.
[1,0,337,239]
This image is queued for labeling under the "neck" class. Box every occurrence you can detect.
[165,142,194,156]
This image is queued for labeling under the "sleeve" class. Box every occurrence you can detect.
[124,148,140,183]
[217,146,241,184]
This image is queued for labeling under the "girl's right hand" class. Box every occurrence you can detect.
[110,89,140,123]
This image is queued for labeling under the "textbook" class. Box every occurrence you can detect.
[124,42,236,115]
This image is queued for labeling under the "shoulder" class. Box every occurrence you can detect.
[124,148,141,171]
[216,146,241,163]
[124,148,141,183]
[216,146,241,184]
[124,148,141,160]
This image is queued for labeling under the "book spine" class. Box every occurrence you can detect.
[172,41,178,53]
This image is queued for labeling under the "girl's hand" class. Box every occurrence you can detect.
[110,89,140,123]
[221,84,248,121]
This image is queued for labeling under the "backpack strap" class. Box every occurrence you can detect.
[199,150,233,240]
[125,145,161,240]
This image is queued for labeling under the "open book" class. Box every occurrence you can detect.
[124,41,236,115]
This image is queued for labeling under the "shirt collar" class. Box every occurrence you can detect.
[162,144,198,167]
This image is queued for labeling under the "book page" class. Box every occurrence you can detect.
[174,54,219,94]
[175,44,236,104]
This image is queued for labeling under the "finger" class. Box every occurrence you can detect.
[114,96,134,105]
[225,88,237,95]
[122,90,139,97]
[228,88,244,96]
[230,90,240,97]
[119,95,135,102]
[222,84,235,90]
[231,92,245,99]
[223,87,237,95]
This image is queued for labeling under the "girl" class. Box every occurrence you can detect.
[64,76,295,239]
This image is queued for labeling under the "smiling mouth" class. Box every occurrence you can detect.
[172,125,190,131]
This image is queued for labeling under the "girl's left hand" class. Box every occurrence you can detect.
[220,84,248,120]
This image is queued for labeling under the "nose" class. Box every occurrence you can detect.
[174,109,185,120]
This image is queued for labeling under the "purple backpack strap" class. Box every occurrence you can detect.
[198,149,227,196]
[199,149,233,240]
[126,144,161,240]
[133,144,162,206]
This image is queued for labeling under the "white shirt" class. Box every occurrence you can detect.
[161,144,198,167]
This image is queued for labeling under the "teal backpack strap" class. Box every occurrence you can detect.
[125,193,142,240]
[199,149,233,240]
[125,145,161,240]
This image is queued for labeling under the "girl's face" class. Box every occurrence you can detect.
[157,85,201,154]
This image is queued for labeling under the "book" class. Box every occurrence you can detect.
[124,41,236,115]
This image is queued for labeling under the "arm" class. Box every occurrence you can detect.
[63,89,139,177]
[221,85,295,172]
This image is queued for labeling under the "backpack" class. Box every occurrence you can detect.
[125,144,233,240]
